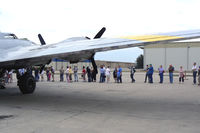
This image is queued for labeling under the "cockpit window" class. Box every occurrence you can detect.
[4,34,18,39]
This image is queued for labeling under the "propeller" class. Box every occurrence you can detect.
[85,27,106,40]
[93,27,106,39]
[38,34,46,45]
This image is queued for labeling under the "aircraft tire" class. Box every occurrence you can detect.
[18,74,36,94]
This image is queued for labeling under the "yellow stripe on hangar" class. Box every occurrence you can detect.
[122,35,183,42]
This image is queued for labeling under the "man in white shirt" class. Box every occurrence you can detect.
[192,62,198,84]
[65,66,69,82]
[105,66,111,83]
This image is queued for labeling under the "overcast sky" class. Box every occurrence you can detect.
[0,0,200,62]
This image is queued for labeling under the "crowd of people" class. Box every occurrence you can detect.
[3,62,200,86]
[144,62,200,85]
[34,65,134,84]
[58,65,123,83]
[24,65,124,84]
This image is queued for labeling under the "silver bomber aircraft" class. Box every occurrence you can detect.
[1,27,200,94]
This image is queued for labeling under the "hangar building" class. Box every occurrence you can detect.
[143,42,200,71]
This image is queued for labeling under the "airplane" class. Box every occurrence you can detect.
[1,27,200,94]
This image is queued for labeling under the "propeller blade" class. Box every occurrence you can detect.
[38,34,46,45]
[93,27,106,39]
[85,36,91,39]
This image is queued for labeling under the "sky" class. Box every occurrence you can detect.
[0,0,200,62]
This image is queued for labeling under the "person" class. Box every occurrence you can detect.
[192,62,198,85]
[51,66,55,82]
[105,66,111,83]
[18,68,25,76]
[92,66,98,82]
[179,66,184,83]
[117,66,122,83]
[86,66,91,82]
[158,65,164,83]
[168,64,174,83]
[34,68,39,82]
[82,66,86,82]
[113,67,117,83]
[102,65,106,82]
[40,70,44,82]
[59,66,64,82]
[91,67,97,82]
[27,67,33,76]
[16,68,26,80]
[48,67,51,81]
[144,65,149,83]
[69,66,73,82]
[65,66,69,82]
[8,70,13,83]
[198,66,200,86]
[99,65,104,83]
[73,66,78,82]
[130,66,136,83]
[5,70,8,83]
[46,68,50,81]
[148,64,154,83]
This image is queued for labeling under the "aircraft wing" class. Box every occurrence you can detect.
[1,29,200,69]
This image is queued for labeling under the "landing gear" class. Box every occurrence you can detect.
[0,80,5,89]
[18,73,36,94]
[0,69,6,89]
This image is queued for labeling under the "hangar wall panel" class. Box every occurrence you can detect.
[144,42,200,71]
[166,48,187,70]
[189,47,200,69]
[145,48,165,70]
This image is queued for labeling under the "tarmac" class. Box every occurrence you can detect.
[0,72,200,133]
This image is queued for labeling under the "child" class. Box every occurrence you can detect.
[179,66,184,83]
[48,70,51,81]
